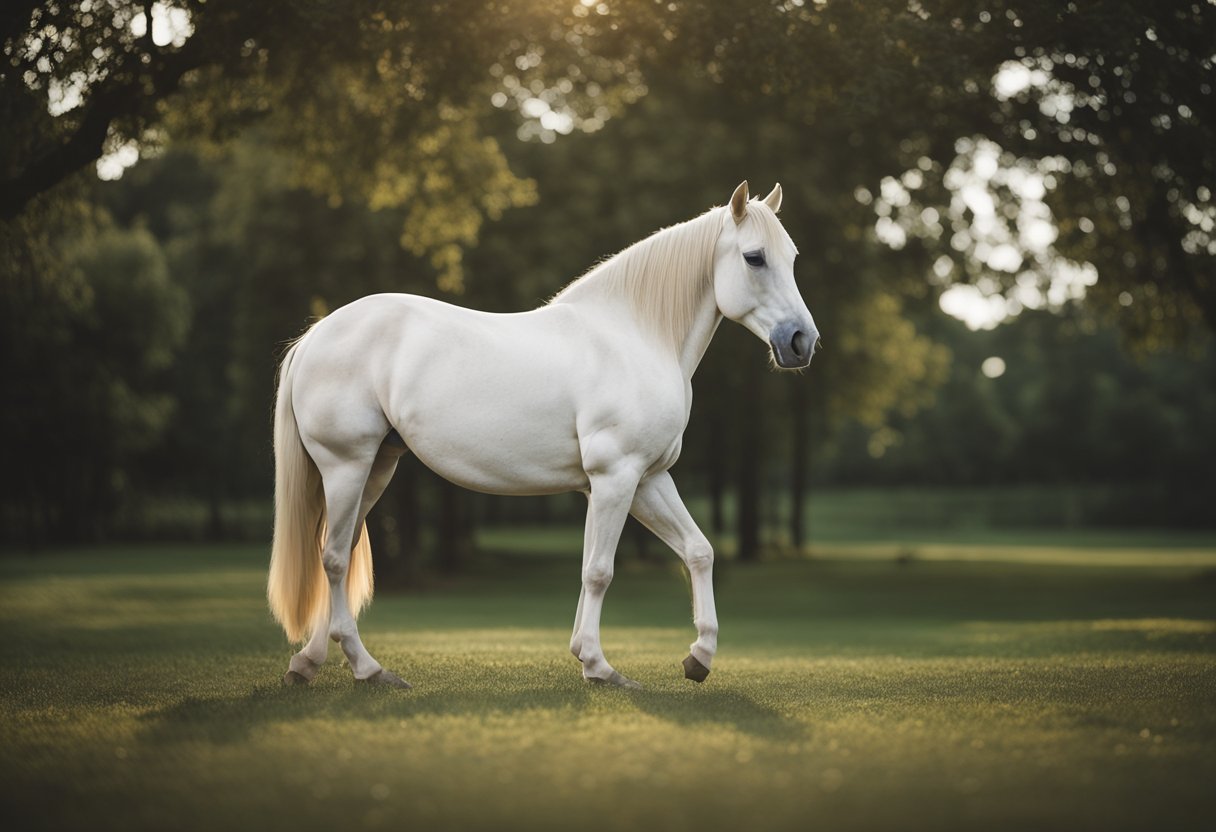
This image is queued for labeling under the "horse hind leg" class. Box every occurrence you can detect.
[315,448,409,688]
[352,447,411,688]
[284,441,407,686]
[358,436,407,534]
[285,625,330,685]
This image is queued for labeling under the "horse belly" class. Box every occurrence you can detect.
[389,352,588,496]
[406,420,587,496]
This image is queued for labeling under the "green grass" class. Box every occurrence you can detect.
[1,539,1214,831]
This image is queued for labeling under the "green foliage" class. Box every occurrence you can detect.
[664,1,1216,342]
[3,0,643,287]
[7,2,1213,331]
[70,224,188,376]
[822,309,1216,516]
[0,196,188,541]
[4,0,1215,546]
[105,137,436,507]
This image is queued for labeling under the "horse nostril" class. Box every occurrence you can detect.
[791,330,809,358]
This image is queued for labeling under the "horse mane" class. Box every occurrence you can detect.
[548,206,728,349]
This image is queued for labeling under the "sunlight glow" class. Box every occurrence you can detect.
[130,2,194,48]
[96,137,140,180]
[47,73,86,116]
[855,52,1128,331]
[981,356,1007,378]
[939,285,1010,330]
[869,131,1098,330]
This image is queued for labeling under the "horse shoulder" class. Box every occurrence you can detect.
[572,330,687,474]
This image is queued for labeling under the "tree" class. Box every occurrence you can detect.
[0,202,188,543]
[7,0,1213,551]
[2,0,650,286]
[7,2,1213,338]
[653,1,1215,343]
[820,306,1216,528]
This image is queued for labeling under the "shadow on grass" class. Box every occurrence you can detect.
[625,685,801,739]
[137,675,800,746]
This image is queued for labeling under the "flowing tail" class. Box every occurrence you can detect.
[267,332,374,643]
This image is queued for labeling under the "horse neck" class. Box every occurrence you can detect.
[678,284,724,380]
[553,209,726,380]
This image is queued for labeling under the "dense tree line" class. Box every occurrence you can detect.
[3,1,1214,560]
[817,308,1216,526]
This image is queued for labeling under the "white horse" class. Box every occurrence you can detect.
[268,181,818,689]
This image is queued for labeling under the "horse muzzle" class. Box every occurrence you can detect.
[769,320,819,369]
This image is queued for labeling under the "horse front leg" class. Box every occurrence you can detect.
[573,468,641,688]
[630,471,718,683]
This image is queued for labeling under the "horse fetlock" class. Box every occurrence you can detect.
[583,662,640,689]
[578,649,609,675]
[288,653,321,680]
[689,641,715,669]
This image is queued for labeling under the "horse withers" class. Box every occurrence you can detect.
[267,181,819,689]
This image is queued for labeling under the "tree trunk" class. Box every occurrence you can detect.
[206,488,225,541]
[0,41,208,221]
[374,462,419,588]
[436,479,472,574]
[708,410,726,536]
[789,380,808,552]
[736,370,762,562]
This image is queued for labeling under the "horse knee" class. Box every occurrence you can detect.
[583,564,614,593]
[683,539,714,572]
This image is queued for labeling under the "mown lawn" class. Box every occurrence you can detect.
[1,539,1214,831]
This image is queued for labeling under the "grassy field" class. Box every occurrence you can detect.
[1,537,1214,831]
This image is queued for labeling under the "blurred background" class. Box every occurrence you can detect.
[3,0,1214,573]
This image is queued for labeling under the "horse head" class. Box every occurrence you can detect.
[713,181,819,369]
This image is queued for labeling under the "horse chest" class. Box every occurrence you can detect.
[577,378,688,475]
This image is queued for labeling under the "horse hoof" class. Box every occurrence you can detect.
[586,670,642,689]
[356,669,412,689]
[283,670,312,686]
[682,654,710,683]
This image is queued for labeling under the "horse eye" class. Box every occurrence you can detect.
[743,251,766,268]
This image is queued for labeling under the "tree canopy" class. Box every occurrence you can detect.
[5,1,1213,335]
[3,1,1213,549]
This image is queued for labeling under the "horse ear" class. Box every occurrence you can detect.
[730,180,749,223]
[764,183,782,213]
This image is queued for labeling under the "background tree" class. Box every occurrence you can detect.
[3,0,1213,556]
[1,199,187,544]
[648,0,1215,344]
